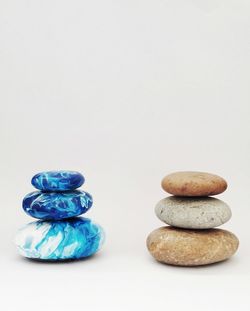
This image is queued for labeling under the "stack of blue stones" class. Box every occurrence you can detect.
[15,171,105,261]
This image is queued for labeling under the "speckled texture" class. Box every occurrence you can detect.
[23,190,93,220]
[31,171,84,191]
[161,171,227,196]
[15,217,105,260]
[146,226,239,266]
[155,196,231,229]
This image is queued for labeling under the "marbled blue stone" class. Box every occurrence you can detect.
[23,190,93,220]
[15,217,105,260]
[31,171,84,191]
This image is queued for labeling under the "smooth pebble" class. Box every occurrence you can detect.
[15,217,105,260]
[31,171,84,191]
[155,196,232,229]
[161,171,227,196]
[23,190,92,220]
[147,226,239,266]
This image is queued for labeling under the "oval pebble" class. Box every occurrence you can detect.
[155,196,232,229]
[161,171,227,196]
[23,190,93,220]
[146,226,239,266]
[15,217,105,260]
[31,171,84,191]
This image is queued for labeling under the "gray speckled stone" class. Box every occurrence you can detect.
[155,196,232,229]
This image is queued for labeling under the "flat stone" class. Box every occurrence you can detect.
[31,171,84,191]
[22,190,93,220]
[161,171,227,196]
[15,217,105,260]
[146,226,239,266]
[155,196,231,229]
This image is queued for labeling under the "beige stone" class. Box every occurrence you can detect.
[146,226,239,266]
[161,171,227,196]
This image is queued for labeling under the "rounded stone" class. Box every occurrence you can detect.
[161,171,227,196]
[146,226,239,266]
[31,171,85,191]
[155,196,232,229]
[15,217,105,261]
[22,190,93,220]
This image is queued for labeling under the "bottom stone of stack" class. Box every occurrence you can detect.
[15,217,105,261]
[146,226,239,266]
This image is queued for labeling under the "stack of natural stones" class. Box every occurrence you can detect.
[147,171,239,266]
[15,171,105,261]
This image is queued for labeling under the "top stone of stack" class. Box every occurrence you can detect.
[31,171,85,191]
[161,171,227,197]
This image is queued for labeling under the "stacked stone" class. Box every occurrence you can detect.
[147,171,239,266]
[15,171,104,261]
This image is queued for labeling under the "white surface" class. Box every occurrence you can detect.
[0,0,250,310]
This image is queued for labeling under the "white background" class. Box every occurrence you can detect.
[0,0,250,310]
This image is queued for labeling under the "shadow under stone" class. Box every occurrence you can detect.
[20,252,104,264]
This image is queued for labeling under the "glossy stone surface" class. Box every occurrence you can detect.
[147,226,239,266]
[161,171,227,196]
[15,217,105,260]
[23,190,93,220]
[155,196,232,229]
[31,171,84,191]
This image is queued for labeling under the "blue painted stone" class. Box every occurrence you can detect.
[31,171,84,191]
[15,217,105,260]
[23,190,93,220]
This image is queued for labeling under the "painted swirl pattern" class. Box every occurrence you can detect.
[23,190,93,220]
[31,171,85,191]
[15,217,105,260]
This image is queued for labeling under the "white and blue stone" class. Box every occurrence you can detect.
[23,190,93,220]
[15,217,105,260]
[31,171,85,191]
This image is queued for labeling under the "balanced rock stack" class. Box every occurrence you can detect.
[147,171,239,266]
[15,171,104,261]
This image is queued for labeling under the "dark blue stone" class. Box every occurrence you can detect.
[31,171,84,191]
[23,190,93,220]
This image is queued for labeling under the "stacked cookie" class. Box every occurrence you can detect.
[15,171,105,261]
[147,171,239,266]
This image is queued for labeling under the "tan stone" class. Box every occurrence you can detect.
[146,226,239,266]
[161,171,227,196]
